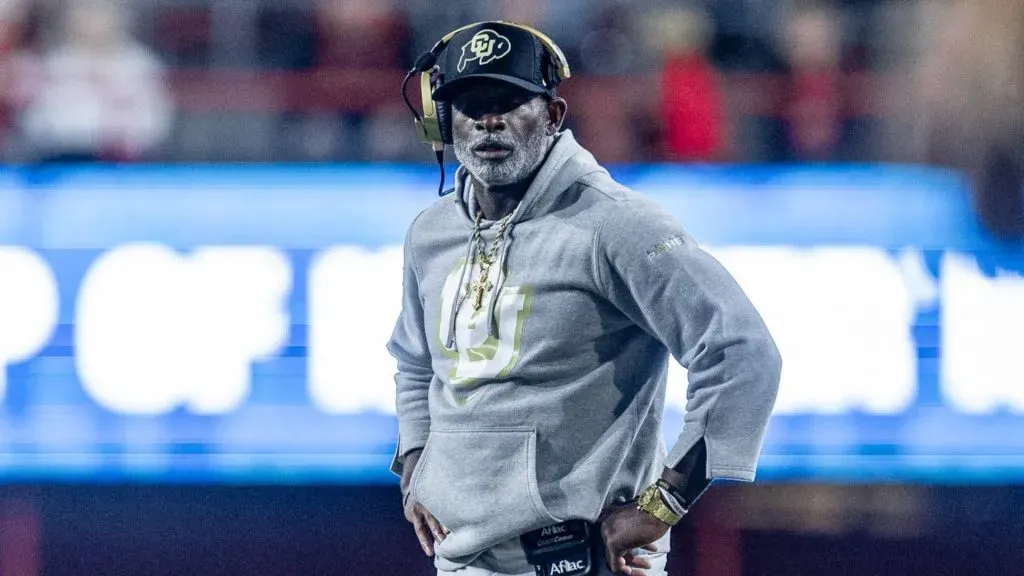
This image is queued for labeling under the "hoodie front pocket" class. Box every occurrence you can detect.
[410,426,562,558]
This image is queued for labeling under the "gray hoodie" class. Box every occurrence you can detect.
[388,131,781,572]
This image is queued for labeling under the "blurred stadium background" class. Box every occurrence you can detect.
[0,0,1022,574]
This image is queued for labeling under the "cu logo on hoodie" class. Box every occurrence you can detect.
[458,30,512,73]
[437,258,532,387]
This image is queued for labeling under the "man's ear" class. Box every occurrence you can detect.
[547,97,568,134]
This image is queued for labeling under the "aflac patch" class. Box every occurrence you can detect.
[458,29,512,72]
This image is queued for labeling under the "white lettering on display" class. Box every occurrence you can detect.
[8,243,1019,418]
[0,247,59,401]
[74,243,291,415]
[941,252,1024,413]
[308,246,403,414]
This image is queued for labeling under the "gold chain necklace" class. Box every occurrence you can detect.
[468,210,514,311]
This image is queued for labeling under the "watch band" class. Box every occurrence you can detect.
[636,484,682,526]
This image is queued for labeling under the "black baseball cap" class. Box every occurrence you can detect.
[432,22,558,102]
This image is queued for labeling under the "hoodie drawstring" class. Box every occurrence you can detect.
[445,234,476,348]
[486,227,513,338]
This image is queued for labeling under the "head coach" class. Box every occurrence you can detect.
[389,21,782,576]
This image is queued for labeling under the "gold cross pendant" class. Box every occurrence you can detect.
[470,267,492,311]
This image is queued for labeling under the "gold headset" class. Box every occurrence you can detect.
[402,21,571,163]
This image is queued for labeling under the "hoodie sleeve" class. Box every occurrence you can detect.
[387,219,434,476]
[593,197,782,481]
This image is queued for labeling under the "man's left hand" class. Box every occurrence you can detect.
[599,502,669,576]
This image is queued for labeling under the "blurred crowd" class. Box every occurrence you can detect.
[0,0,1020,221]
[0,0,172,163]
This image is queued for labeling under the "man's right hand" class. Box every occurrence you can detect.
[400,448,449,556]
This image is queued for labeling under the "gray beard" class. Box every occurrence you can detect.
[453,125,551,187]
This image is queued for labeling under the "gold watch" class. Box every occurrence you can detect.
[636,484,682,526]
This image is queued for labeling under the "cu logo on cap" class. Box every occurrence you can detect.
[458,29,512,72]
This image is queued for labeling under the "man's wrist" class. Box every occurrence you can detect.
[660,467,687,493]
[657,484,687,517]
[400,448,424,495]
[656,479,690,514]
[636,484,682,526]
[661,448,712,513]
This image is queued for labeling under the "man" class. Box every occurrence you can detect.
[389,22,781,576]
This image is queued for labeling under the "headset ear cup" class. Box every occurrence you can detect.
[438,99,454,145]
